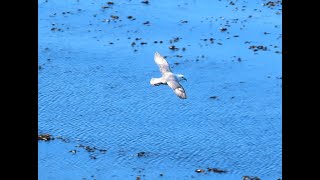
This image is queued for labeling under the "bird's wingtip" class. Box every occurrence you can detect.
[180,94,187,99]
[174,88,187,99]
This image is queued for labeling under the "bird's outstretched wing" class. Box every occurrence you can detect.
[154,52,171,75]
[167,80,187,99]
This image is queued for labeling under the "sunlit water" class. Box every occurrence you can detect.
[38,0,282,179]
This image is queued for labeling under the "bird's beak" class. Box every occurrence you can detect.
[184,78,187,81]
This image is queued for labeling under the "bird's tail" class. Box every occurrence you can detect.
[150,78,163,86]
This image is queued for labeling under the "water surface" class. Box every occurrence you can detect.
[39,0,282,179]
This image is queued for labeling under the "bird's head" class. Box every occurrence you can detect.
[177,74,187,81]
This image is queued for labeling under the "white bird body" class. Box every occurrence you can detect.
[150,52,187,99]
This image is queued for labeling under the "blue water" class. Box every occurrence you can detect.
[38,0,282,179]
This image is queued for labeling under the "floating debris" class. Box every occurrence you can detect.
[143,21,150,25]
[62,11,72,15]
[195,169,205,173]
[136,176,141,180]
[263,1,282,8]
[257,46,267,50]
[38,134,54,141]
[169,46,179,51]
[90,155,97,160]
[69,150,77,154]
[135,38,142,41]
[181,20,188,23]
[207,168,227,173]
[107,1,114,5]
[159,173,164,176]
[99,149,107,153]
[131,42,136,46]
[220,27,227,31]
[55,136,70,143]
[159,41,163,43]
[170,37,181,43]
[101,6,110,9]
[140,42,147,45]
[182,47,186,51]
[84,146,95,152]
[75,144,107,155]
[209,96,218,99]
[76,144,85,148]
[141,0,149,4]
[154,41,158,43]
[137,152,146,157]
[110,15,119,19]
[127,16,133,19]
[249,45,267,51]
[243,176,261,180]
[51,27,62,31]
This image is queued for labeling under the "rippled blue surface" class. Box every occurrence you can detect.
[39,0,282,179]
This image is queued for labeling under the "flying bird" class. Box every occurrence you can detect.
[150,52,187,99]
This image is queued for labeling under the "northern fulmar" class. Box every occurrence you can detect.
[150,52,187,99]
